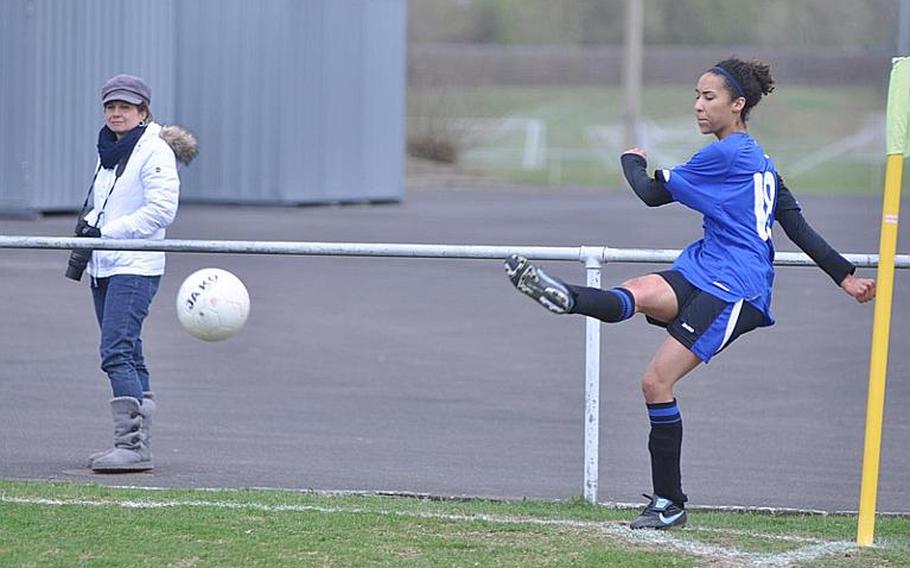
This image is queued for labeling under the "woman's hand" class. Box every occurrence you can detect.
[840,274,876,303]
[623,147,648,159]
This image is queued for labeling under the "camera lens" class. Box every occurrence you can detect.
[65,248,92,281]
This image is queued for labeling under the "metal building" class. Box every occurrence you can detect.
[0,0,406,217]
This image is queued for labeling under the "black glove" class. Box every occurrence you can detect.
[76,224,102,238]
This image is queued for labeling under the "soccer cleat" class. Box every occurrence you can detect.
[504,255,575,314]
[629,494,687,530]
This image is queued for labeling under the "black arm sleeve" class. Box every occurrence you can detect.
[620,153,673,207]
[775,174,855,285]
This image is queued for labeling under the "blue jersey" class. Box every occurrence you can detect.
[660,132,777,322]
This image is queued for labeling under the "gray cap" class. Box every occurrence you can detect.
[101,74,151,105]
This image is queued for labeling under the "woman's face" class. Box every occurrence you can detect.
[104,101,147,137]
[693,72,745,139]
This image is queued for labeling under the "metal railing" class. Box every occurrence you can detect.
[2,234,907,503]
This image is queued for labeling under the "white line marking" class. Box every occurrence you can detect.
[691,526,825,544]
[750,542,856,567]
[1,494,858,566]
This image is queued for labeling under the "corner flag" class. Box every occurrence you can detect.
[857,56,909,547]
[886,57,910,157]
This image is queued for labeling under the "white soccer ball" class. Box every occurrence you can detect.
[176,268,250,341]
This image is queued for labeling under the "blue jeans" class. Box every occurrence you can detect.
[91,275,161,400]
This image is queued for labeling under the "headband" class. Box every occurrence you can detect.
[709,66,745,99]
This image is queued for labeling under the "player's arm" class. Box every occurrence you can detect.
[775,174,875,303]
[620,149,673,207]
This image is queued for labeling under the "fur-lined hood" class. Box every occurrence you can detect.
[158,124,198,166]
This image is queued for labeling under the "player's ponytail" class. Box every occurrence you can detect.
[710,58,775,122]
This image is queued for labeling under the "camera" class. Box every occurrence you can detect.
[64,217,101,281]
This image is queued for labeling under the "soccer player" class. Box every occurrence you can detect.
[504,58,876,529]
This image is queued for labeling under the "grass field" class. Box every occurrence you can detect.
[408,85,909,196]
[2,480,909,567]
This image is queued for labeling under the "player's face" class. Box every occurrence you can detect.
[694,72,745,139]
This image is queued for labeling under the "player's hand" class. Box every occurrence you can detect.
[840,274,875,303]
[622,147,648,159]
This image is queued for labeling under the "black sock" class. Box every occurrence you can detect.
[647,399,687,507]
[566,285,635,322]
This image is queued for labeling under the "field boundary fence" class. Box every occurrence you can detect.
[1,235,907,504]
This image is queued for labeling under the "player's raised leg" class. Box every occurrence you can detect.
[572,272,678,323]
[504,256,679,325]
[504,255,575,314]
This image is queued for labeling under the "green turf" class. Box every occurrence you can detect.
[2,480,908,567]
[408,85,910,196]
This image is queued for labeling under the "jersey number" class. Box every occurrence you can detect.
[753,171,776,242]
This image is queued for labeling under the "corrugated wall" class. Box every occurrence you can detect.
[0,0,32,215]
[0,0,406,214]
[0,0,177,215]
[176,0,406,204]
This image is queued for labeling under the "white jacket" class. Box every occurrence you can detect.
[84,122,179,279]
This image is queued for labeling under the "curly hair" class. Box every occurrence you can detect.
[710,58,775,122]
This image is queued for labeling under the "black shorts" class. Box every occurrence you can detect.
[646,270,771,362]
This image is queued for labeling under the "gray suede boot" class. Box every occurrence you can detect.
[91,396,153,473]
[88,392,155,466]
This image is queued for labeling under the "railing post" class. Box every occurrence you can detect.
[581,252,603,504]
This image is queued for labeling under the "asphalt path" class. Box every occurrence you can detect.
[1,185,908,513]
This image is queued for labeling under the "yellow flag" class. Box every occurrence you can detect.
[857,55,909,547]
[886,57,910,157]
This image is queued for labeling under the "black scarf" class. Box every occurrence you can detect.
[97,124,146,170]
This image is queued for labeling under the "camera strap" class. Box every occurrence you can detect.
[84,146,136,226]
[74,144,138,286]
